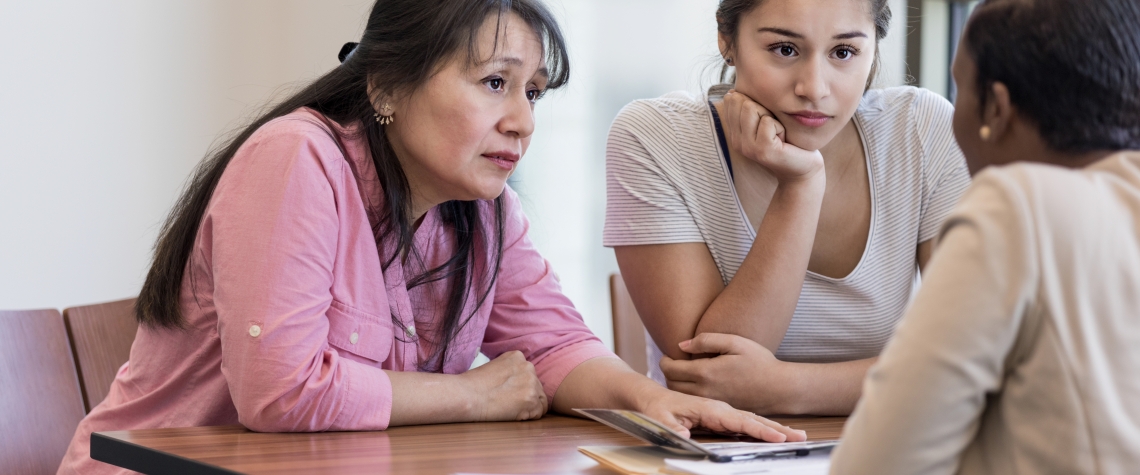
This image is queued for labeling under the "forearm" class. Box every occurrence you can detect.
[695,176,826,350]
[385,370,476,426]
[773,357,875,415]
[551,357,662,415]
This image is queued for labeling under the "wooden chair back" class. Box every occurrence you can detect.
[609,274,648,375]
[63,298,138,412]
[0,308,86,475]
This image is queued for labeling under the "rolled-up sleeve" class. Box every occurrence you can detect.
[207,118,393,432]
[480,188,617,406]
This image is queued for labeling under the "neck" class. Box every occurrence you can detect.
[387,126,441,229]
[1025,144,1115,170]
[1001,122,1116,170]
[408,190,437,231]
[818,119,862,169]
[1041,150,1115,169]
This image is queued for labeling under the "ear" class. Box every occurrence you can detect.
[984,81,1014,142]
[365,77,396,112]
[718,33,734,63]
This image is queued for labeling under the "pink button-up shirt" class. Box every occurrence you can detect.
[58,108,614,475]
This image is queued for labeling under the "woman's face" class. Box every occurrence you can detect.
[384,13,548,208]
[724,0,876,151]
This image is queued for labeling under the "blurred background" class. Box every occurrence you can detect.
[0,0,975,349]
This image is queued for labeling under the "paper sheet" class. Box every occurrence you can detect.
[663,449,832,475]
[578,445,703,474]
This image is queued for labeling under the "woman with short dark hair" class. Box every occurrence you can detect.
[57,1,805,473]
[831,0,1140,472]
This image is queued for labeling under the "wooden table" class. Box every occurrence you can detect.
[91,415,845,474]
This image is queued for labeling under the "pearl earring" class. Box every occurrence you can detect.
[979,125,992,141]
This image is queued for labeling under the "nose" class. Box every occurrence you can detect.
[498,90,535,139]
[794,56,830,103]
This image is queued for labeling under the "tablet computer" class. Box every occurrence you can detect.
[574,408,837,463]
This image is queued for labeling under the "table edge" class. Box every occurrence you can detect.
[92,431,242,475]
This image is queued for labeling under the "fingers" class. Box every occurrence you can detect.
[735,411,808,442]
[652,411,692,439]
[659,356,705,385]
[741,101,773,147]
[527,359,546,419]
[751,414,807,442]
[700,403,805,443]
[523,388,548,420]
[733,97,763,150]
[732,414,798,443]
[664,377,702,396]
[683,333,745,356]
[731,102,784,163]
[723,89,770,116]
[722,90,776,153]
[759,115,786,146]
[720,90,825,181]
[486,350,546,421]
[484,350,526,370]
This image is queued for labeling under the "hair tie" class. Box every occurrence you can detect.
[338,42,359,63]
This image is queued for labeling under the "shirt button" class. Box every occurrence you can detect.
[406,324,416,337]
[249,325,261,337]
[349,332,359,345]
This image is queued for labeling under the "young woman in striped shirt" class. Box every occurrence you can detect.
[605,0,970,415]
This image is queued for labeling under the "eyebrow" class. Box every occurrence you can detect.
[488,56,550,78]
[757,27,869,40]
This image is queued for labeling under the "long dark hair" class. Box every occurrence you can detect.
[137,0,570,371]
[965,0,1140,153]
[715,0,891,89]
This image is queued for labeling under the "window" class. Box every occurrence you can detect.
[905,0,979,102]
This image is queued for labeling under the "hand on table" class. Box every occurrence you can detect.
[636,384,806,442]
[460,350,547,422]
[719,89,824,183]
[660,333,793,415]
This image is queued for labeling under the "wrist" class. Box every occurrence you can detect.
[769,360,810,415]
[627,378,670,413]
[771,173,826,212]
[775,166,826,189]
[455,371,484,421]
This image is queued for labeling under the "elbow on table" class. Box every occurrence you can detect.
[233,390,339,433]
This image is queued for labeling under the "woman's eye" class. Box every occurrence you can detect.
[773,44,797,57]
[526,89,543,102]
[487,78,504,90]
[833,47,857,60]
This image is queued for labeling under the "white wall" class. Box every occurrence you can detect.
[0,0,372,310]
[0,0,908,350]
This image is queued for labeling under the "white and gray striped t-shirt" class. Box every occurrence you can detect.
[603,86,970,381]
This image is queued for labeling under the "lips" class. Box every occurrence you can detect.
[786,110,832,128]
[482,151,520,171]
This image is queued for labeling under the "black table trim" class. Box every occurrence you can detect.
[91,431,241,475]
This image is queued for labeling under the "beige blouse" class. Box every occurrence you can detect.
[831,152,1140,474]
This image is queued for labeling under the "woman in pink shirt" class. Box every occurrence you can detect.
[58,1,805,473]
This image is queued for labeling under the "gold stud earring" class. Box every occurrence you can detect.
[375,103,394,125]
[979,125,992,141]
